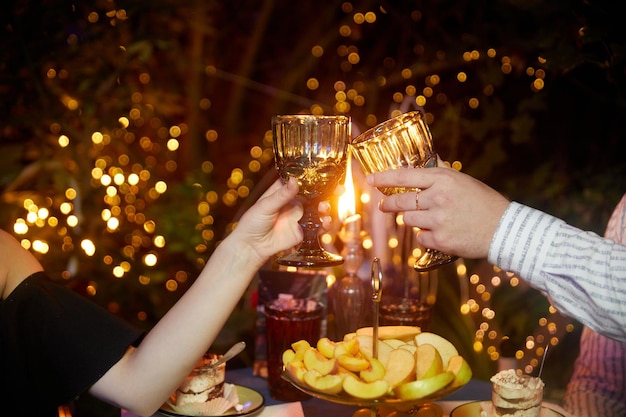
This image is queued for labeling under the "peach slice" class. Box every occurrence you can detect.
[393,370,455,400]
[343,376,390,400]
[317,337,337,359]
[336,365,359,380]
[337,353,371,372]
[292,339,312,353]
[303,347,338,376]
[282,348,296,366]
[383,348,416,388]
[360,356,386,383]
[334,337,360,358]
[303,369,344,395]
[343,332,357,341]
[285,359,307,384]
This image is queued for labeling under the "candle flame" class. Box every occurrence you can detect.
[338,154,356,222]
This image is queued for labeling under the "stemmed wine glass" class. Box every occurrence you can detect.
[272,114,350,267]
[350,110,457,271]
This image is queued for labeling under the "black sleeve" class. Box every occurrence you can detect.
[0,272,145,414]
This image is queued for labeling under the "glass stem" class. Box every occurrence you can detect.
[298,200,323,253]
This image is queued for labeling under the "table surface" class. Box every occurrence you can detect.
[126,367,494,417]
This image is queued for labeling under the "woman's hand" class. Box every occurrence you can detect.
[232,177,305,264]
[366,166,510,259]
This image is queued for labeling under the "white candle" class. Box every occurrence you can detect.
[369,187,389,265]
[341,213,362,242]
[338,155,361,242]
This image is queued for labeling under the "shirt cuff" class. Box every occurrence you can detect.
[488,201,564,288]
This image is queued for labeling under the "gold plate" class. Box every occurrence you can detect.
[282,370,464,408]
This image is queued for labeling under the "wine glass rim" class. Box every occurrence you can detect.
[350,110,425,144]
[272,114,350,122]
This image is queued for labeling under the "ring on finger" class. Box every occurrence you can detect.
[415,188,422,210]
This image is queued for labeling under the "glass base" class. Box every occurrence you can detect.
[380,297,434,332]
[414,249,457,271]
[276,250,344,268]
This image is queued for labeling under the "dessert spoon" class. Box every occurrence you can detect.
[199,341,246,370]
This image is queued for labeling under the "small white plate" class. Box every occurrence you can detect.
[450,401,565,417]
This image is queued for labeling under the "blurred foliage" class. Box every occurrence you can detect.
[1,0,625,391]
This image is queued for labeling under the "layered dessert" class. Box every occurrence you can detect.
[176,354,226,406]
[164,354,241,416]
[481,369,544,417]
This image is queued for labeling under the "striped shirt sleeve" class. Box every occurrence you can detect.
[488,200,626,341]
[563,194,626,417]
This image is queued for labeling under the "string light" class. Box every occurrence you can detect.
[460,263,574,373]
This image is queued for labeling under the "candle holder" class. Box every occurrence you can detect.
[330,214,368,338]
[380,224,437,331]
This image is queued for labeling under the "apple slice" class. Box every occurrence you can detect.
[303,369,344,394]
[393,370,455,400]
[356,335,393,366]
[383,348,416,388]
[343,376,390,399]
[383,338,406,349]
[415,343,443,380]
[446,355,472,388]
[360,357,386,383]
[356,325,421,341]
[414,332,459,368]
[303,348,338,376]
[398,344,417,355]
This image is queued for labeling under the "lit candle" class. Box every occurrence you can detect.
[332,154,368,337]
[338,155,362,242]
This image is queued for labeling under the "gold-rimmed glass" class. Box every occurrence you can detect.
[272,114,350,267]
[350,111,457,271]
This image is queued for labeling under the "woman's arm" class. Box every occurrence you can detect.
[90,178,304,415]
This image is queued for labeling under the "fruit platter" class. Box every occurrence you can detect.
[281,325,472,409]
